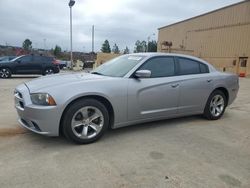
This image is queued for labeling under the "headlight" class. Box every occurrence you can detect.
[30,93,56,106]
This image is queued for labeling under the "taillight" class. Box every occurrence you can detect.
[52,59,60,65]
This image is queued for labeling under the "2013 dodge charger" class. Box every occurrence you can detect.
[14,53,239,144]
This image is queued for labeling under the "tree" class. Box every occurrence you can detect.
[123,46,130,54]
[134,40,147,53]
[112,43,120,54]
[101,40,111,53]
[148,40,157,52]
[53,45,62,57]
[22,39,32,51]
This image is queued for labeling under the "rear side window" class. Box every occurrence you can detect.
[42,57,53,63]
[34,56,53,64]
[19,56,32,63]
[139,57,175,78]
[34,56,43,63]
[178,57,209,75]
[200,63,209,73]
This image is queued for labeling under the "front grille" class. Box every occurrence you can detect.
[21,119,42,132]
[19,101,24,108]
[31,121,41,132]
[21,118,30,127]
[14,90,25,110]
[18,92,23,99]
[14,90,23,99]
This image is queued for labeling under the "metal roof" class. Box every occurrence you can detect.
[158,0,248,30]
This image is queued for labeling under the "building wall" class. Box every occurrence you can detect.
[94,52,121,68]
[158,1,250,76]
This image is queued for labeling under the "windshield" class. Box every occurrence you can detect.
[92,55,145,77]
[11,55,23,62]
[0,56,7,61]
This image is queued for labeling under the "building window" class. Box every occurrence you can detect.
[240,59,247,67]
[232,60,236,66]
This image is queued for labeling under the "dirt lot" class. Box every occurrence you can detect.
[0,76,250,188]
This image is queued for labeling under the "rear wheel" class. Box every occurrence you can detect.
[204,90,227,120]
[0,68,12,78]
[62,99,109,144]
[43,68,54,75]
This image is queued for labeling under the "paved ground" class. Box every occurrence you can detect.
[0,76,250,188]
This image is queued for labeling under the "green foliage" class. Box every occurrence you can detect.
[22,39,32,51]
[112,43,120,54]
[123,46,130,54]
[134,40,147,53]
[101,40,111,53]
[53,45,62,57]
[148,40,157,52]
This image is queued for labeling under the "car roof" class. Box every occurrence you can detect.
[128,52,216,72]
[129,52,202,61]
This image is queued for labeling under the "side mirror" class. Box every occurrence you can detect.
[17,60,21,63]
[135,70,151,78]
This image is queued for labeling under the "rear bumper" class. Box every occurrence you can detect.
[228,85,239,106]
[15,84,61,136]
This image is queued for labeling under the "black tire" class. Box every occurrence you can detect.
[204,90,227,120]
[43,67,54,75]
[62,98,109,144]
[0,68,12,78]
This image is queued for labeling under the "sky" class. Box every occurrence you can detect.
[0,0,243,52]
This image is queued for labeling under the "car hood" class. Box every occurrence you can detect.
[0,60,10,64]
[25,73,107,92]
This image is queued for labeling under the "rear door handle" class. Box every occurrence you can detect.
[171,83,179,88]
[207,79,213,83]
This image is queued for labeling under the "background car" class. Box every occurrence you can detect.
[14,53,239,144]
[57,60,67,69]
[0,55,60,78]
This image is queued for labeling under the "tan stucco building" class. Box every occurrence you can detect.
[158,0,250,76]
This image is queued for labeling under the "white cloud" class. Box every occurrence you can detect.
[0,0,242,52]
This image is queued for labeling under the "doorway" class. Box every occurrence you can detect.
[238,57,248,76]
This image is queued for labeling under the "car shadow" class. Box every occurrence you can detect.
[104,115,204,139]
[19,115,206,147]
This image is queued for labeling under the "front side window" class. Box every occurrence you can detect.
[139,57,175,78]
[19,56,32,63]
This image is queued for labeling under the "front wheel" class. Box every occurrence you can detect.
[62,99,109,144]
[43,68,54,75]
[0,68,12,78]
[204,90,227,120]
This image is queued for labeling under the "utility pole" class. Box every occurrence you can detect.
[68,0,75,69]
[92,25,95,52]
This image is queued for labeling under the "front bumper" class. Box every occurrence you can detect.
[14,84,61,136]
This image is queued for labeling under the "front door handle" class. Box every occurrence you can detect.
[171,83,179,88]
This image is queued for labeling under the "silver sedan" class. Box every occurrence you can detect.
[14,53,239,144]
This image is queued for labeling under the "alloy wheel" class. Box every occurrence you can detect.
[0,68,10,78]
[209,95,225,117]
[71,106,104,139]
[45,69,54,75]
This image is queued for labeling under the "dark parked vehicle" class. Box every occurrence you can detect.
[0,56,17,62]
[0,55,60,78]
